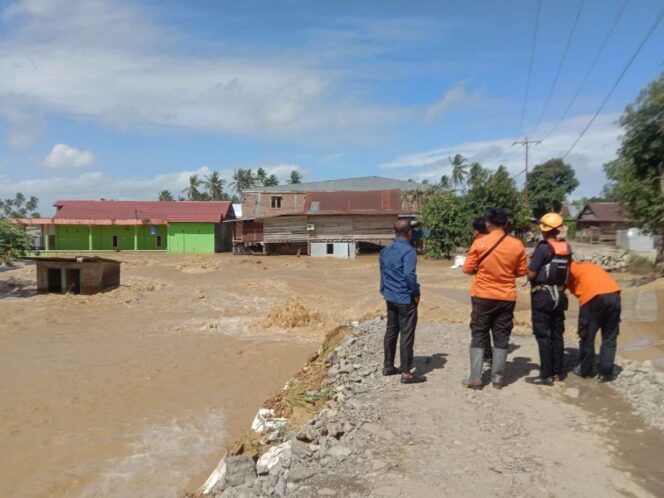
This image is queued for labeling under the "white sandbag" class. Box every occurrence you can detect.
[256,441,291,475]
[251,408,287,434]
[449,255,466,269]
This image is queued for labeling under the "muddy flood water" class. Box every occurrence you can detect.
[1,253,662,497]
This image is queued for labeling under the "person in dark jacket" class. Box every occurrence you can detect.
[526,212,572,386]
[379,219,426,384]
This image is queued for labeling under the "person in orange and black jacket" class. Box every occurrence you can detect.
[526,213,572,386]
[567,261,622,382]
[462,208,528,389]
[471,216,493,365]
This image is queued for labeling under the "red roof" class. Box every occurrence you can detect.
[303,190,404,214]
[53,200,235,223]
[578,203,631,222]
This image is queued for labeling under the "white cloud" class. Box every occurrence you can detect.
[426,82,468,119]
[379,113,622,197]
[43,144,96,169]
[0,0,419,144]
[0,162,309,214]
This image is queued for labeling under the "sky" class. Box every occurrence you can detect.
[0,0,663,216]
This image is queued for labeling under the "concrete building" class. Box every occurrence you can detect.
[13,200,236,253]
[26,256,121,295]
[232,176,430,257]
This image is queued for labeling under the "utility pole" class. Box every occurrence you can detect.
[512,137,541,211]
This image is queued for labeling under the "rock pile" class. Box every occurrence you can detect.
[572,246,628,272]
[205,320,388,497]
[613,359,664,431]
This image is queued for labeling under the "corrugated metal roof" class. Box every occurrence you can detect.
[243,176,431,193]
[53,200,235,223]
[577,202,631,222]
[304,190,403,214]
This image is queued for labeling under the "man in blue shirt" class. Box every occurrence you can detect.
[379,219,426,384]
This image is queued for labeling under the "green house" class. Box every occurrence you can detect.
[23,200,235,254]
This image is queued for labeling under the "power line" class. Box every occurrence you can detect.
[561,6,664,159]
[543,0,630,140]
[517,0,542,136]
[531,0,585,137]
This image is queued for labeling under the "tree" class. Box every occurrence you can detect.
[0,219,33,265]
[182,175,203,200]
[604,72,664,253]
[14,192,25,209]
[230,168,258,193]
[203,171,225,200]
[465,165,528,230]
[527,159,579,218]
[439,175,451,189]
[421,193,472,258]
[256,168,280,187]
[288,169,303,184]
[25,196,39,213]
[449,154,468,189]
[158,190,174,201]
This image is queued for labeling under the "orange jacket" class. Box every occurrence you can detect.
[462,230,528,301]
[567,261,621,305]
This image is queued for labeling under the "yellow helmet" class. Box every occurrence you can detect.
[538,212,564,232]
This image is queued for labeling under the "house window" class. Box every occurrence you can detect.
[271,196,282,208]
[156,235,163,248]
[326,243,334,255]
[112,235,118,249]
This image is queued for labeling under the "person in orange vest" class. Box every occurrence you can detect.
[462,208,528,389]
[471,215,493,365]
[526,213,572,386]
[567,261,622,382]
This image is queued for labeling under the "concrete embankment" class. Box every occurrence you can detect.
[198,319,664,498]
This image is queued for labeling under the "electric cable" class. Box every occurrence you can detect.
[561,6,664,159]
[543,0,630,140]
[517,0,542,136]
[531,0,585,137]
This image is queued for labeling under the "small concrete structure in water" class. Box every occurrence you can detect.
[25,256,121,295]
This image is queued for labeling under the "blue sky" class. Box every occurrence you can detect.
[0,0,663,215]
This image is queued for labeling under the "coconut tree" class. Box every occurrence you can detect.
[14,192,25,209]
[230,169,258,193]
[288,169,302,184]
[203,171,225,200]
[158,190,174,201]
[25,196,39,213]
[182,175,203,200]
[449,154,468,189]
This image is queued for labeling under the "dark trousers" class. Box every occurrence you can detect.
[531,290,567,378]
[384,300,418,371]
[470,297,516,350]
[578,292,621,377]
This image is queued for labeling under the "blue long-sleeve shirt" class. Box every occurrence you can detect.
[379,237,420,305]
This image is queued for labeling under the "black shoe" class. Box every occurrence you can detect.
[401,374,427,384]
[525,376,554,386]
[382,366,400,376]
[553,373,567,382]
[572,366,593,378]
[597,374,614,383]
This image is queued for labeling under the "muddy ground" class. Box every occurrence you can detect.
[0,252,662,497]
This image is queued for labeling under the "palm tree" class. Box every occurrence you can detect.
[256,168,268,186]
[439,175,451,188]
[288,169,302,184]
[14,192,25,209]
[229,169,258,193]
[158,190,174,201]
[203,171,225,200]
[467,162,489,189]
[449,154,468,189]
[25,196,39,213]
[182,175,203,200]
[265,174,279,186]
